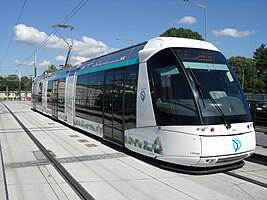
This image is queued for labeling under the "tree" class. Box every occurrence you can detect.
[253,44,267,93]
[228,56,259,93]
[43,64,57,74]
[0,75,32,93]
[66,63,72,68]
[160,27,204,41]
[21,76,31,91]
[4,74,19,91]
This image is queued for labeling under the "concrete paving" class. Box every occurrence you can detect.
[1,101,267,200]
[0,141,8,200]
[0,102,80,200]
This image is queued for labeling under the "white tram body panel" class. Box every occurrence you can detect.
[125,124,255,167]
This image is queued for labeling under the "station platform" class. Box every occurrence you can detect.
[0,101,266,200]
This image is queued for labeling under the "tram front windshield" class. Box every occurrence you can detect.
[147,48,251,126]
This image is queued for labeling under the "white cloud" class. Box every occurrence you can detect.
[46,36,69,50]
[11,60,52,68]
[55,55,66,62]
[37,60,51,68]
[14,24,48,45]
[71,56,89,65]
[55,55,88,65]
[72,36,117,58]
[213,28,255,37]
[14,60,33,66]
[175,16,197,25]
[14,24,116,58]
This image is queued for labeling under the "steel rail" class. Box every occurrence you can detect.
[224,171,267,189]
[0,142,9,200]
[2,102,95,200]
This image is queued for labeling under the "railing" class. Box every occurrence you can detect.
[246,93,267,101]
[248,100,267,128]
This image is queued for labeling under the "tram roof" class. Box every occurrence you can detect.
[139,37,220,62]
[145,37,219,51]
[76,42,146,75]
[35,37,221,81]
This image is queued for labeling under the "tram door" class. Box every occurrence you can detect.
[103,69,125,144]
[65,70,76,126]
[42,79,48,113]
[32,82,37,110]
[51,80,59,119]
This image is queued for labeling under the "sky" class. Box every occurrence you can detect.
[0,0,266,77]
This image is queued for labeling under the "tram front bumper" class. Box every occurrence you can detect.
[157,130,255,167]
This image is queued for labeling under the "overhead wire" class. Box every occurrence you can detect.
[35,0,87,52]
[3,0,88,73]
[21,0,88,69]
[0,0,27,69]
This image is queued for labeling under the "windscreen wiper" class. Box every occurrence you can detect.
[187,68,231,130]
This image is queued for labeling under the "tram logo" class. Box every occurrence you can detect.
[140,90,146,102]
[232,139,241,152]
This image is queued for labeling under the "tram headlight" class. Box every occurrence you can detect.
[204,158,217,164]
[210,127,215,133]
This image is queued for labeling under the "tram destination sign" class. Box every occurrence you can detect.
[175,48,223,63]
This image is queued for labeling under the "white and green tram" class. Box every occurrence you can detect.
[32,37,255,169]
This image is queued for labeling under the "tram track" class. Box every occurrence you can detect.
[224,171,267,189]
[1,102,95,200]
[0,142,9,200]
[3,101,267,194]
[245,153,267,166]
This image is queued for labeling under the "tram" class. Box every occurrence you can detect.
[32,37,255,168]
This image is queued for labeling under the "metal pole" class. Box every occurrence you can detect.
[242,67,245,89]
[52,24,74,68]
[64,45,72,68]
[184,0,207,41]
[34,50,37,78]
[18,69,21,101]
[205,5,207,41]
[6,86,8,100]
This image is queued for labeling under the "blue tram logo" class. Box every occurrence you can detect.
[140,90,146,102]
[232,139,241,152]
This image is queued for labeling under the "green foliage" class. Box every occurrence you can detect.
[21,76,31,91]
[160,27,204,41]
[253,44,267,93]
[0,74,19,91]
[160,26,266,94]
[0,75,31,92]
[43,64,57,74]
[228,56,259,93]
[66,63,72,68]
[228,43,267,94]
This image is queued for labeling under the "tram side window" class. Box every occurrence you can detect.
[47,81,53,109]
[87,72,104,123]
[37,82,43,105]
[124,65,138,130]
[75,74,89,119]
[147,48,199,126]
[32,82,38,102]
[57,79,66,112]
